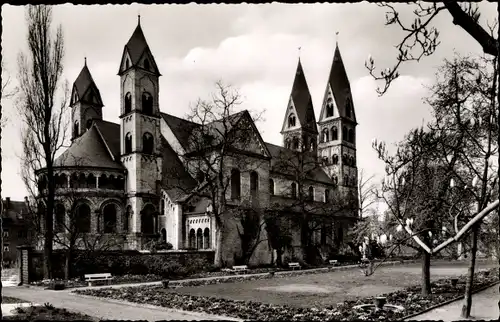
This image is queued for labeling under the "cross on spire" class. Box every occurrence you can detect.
[336,31,339,46]
[298,46,302,60]
[138,14,141,25]
[84,56,87,66]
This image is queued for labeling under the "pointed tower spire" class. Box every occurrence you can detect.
[281,58,318,151]
[71,61,103,107]
[118,18,161,76]
[318,40,356,122]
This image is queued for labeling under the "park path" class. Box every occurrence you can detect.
[408,284,499,321]
[2,286,241,321]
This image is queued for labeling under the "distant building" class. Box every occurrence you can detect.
[2,197,32,266]
[35,19,359,266]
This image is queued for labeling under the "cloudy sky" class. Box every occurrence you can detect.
[1,3,497,204]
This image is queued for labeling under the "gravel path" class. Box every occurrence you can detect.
[3,286,239,321]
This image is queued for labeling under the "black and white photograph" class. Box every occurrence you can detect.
[1,1,500,321]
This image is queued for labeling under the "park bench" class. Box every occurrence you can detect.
[329,259,339,266]
[232,265,248,274]
[84,273,113,287]
[288,262,301,270]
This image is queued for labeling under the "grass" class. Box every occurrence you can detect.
[162,260,499,308]
[3,304,97,321]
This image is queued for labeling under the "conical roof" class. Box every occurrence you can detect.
[119,21,160,75]
[289,59,317,133]
[70,62,103,106]
[327,44,356,121]
[54,125,124,170]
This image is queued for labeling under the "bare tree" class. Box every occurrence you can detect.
[17,5,69,279]
[358,169,378,218]
[268,147,357,265]
[1,61,18,128]
[365,5,500,314]
[370,54,498,306]
[163,80,266,268]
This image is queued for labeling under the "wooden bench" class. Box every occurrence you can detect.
[232,265,248,274]
[84,273,113,287]
[329,260,339,266]
[288,262,301,270]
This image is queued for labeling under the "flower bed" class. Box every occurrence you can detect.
[73,268,499,321]
[3,303,96,321]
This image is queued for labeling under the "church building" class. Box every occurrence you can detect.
[36,19,359,266]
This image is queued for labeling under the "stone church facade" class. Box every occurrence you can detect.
[36,20,359,266]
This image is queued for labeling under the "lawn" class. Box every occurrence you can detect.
[165,260,498,308]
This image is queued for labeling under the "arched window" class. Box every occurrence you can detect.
[125,92,132,114]
[285,139,291,149]
[332,175,338,185]
[142,92,153,116]
[143,132,154,154]
[196,228,203,249]
[73,121,79,138]
[189,229,196,248]
[124,205,131,232]
[308,186,314,201]
[346,98,352,118]
[141,204,156,234]
[322,129,329,142]
[125,58,130,69]
[310,141,315,151]
[324,189,330,203]
[348,129,355,144]
[332,154,338,165]
[331,126,338,141]
[292,138,299,150]
[326,98,334,118]
[204,228,210,249]
[103,203,117,233]
[144,58,150,70]
[160,199,165,216]
[291,182,297,199]
[86,119,93,130]
[269,179,275,196]
[231,169,241,200]
[54,204,65,233]
[161,228,166,242]
[125,132,132,154]
[250,171,258,198]
[344,175,349,186]
[342,126,348,141]
[86,174,96,189]
[288,114,296,128]
[75,203,91,234]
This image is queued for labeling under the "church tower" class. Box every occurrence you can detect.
[281,58,318,152]
[317,42,358,195]
[118,17,163,239]
[70,59,104,140]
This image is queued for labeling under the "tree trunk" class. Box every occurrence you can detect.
[421,251,432,296]
[461,224,479,318]
[64,249,71,280]
[277,248,283,267]
[214,224,224,268]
